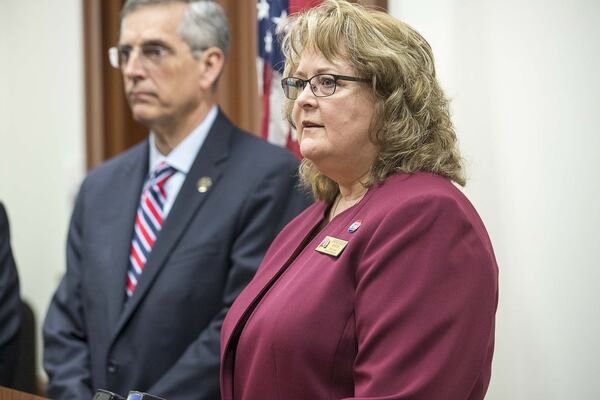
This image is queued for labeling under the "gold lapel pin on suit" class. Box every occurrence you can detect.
[197,177,213,193]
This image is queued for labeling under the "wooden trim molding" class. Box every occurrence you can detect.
[83,0,104,170]
[218,0,261,136]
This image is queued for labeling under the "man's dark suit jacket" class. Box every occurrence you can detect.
[0,202,21,387]
[43,111,310,400]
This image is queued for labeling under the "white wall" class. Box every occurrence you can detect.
[0,0,85,376]
[389,0,600,398]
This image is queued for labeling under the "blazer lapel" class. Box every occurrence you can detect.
[220,203,325,399]
[113,111,232,337]
[221,203,326,352]
[104,143,149,332]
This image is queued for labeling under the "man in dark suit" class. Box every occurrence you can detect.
[0,202,21,388]
[42,1,309,399]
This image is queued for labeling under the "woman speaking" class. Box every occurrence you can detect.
[220,1,498,399]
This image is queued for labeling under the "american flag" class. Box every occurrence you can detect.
[257,0,322,158]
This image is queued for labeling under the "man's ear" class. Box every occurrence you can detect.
[198,47,225,91]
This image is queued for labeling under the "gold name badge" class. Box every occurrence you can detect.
[315,236,348,257]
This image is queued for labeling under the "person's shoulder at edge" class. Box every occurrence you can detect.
[0,201,8,226]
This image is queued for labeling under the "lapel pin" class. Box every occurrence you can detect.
[197,177,213,193]
[348,220,362,233]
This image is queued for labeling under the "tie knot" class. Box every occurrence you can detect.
[150,162,177,189]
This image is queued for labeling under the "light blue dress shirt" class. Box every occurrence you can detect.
[146,105,218,217]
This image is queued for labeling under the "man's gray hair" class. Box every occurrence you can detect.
[121,0,230,57]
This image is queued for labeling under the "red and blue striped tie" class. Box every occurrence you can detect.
[126,162,177,297]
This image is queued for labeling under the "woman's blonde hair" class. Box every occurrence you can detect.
[280,0,465,203]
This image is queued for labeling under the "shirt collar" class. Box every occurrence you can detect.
[148,105,218,176]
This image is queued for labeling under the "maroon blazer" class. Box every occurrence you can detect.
[220,172,498,400]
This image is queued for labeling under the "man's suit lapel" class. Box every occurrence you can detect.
[103,143,149,332]
[114,111,232,337]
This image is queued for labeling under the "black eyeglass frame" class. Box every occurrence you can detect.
[281,74,370,100]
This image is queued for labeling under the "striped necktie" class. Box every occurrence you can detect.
[126,162,177,297]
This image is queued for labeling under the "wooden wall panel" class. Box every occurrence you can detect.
[218,0,261,137]
[83,0,105,169]
[84,0,146,170]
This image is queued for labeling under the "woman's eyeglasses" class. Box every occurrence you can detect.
[281,74,370,100]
